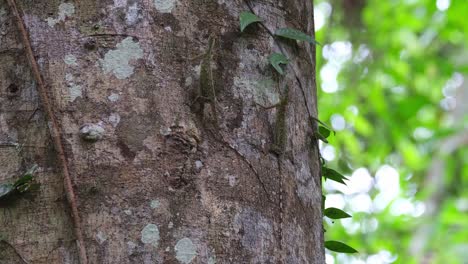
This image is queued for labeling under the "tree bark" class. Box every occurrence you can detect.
[0,0,323,263]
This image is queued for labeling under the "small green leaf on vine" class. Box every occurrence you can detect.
[312,117,335,135]
[322,167,348,185]
[275,28,319,44]
[0,165,40,203]
[325,240,358,253]
[315,125,333,143]
[324,207,352,219]
[239,11,262,32]
[319,126,331,138]
[268,53,289,75]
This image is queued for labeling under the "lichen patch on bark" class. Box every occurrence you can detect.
[174,237,197,263]
[141,223,160,248]
[46,2,75,27]
[100,37,144,79]
[153,0,177,13]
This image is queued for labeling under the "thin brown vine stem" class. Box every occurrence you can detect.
[6,1,88,263]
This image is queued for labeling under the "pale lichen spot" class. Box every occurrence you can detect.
[114,0,127,8]
[175,237,197,263]
[68,84,82,102]
[168,221,174,229]
[127,241,137,249]
[108,113,121,127]
[64,54,78,66]
[141,224,160,247]
[79,123,105,142]
[64,72,81,102]
[96,231,107,244]
[127,241,137,255]
[233,76,279,105]
[227,175,236,187]
[65,73,74,82]
[150,200,160,209]
[46,3,75,27]
[208,256,216,264]
[185,76,193,87]
[108,92,121,102]
[195,160,203,170]
[126,2,140,25]
[100,37,143,79]
[124,209,132,215]
[153,0,176,13]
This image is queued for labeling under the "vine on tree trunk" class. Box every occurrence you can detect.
[239,0,358,256]
[6,0,89,263]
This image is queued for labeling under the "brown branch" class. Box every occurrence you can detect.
[6,1,88,263]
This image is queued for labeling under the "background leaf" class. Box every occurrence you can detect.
[325,240,358,253]
[324,207,352,219]
[322,167,348,184]
[319,126,332,139]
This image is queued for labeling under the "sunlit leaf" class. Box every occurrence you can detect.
[324,207,352,219]
[322,195,326,211]
[315,132,328,143]
[322,167,348,185]
[319,126,331,139]
[325,240,358,253]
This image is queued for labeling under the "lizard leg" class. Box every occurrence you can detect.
[256,102,281,109]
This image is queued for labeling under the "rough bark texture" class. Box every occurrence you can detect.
[0,0,323,263]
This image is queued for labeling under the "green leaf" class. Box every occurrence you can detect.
[239,12,262,32]
[325,241,358,253]
[275,28,318,44]
[319,126,331,139]
[13,164,37,188]
[0,184,14,199]
[315,132,328,143]
[268,53,289,75]
[315,125,333,143]
[13,174,33,188]
[324,207,352,219]
[322,195,326,212]
[322,167,348,185]
[312,117,335,135]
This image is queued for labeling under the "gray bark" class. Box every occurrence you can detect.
[0,0,323,263]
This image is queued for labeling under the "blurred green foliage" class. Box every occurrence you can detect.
[315,0,468,263]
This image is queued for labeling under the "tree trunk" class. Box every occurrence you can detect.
[0,0,323,263]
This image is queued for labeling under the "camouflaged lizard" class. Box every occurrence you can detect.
[191,34,274,203]
[192,34,218,126]
[259,85,289,263]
